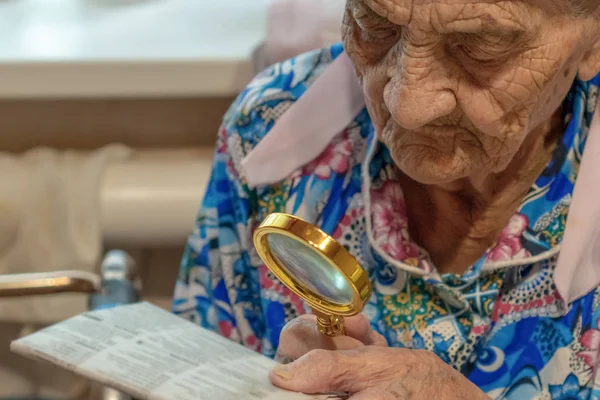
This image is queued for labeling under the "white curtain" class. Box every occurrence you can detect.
[254,0,347,71]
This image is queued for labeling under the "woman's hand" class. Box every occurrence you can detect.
[270,346,490,400]
[274,314,388,363]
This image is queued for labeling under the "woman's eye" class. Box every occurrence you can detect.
[449,43,498,62]
[447,34,518,64]
[360,26,400,44]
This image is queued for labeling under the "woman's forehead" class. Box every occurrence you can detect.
[355,0,576,28]
[357,0,573,14]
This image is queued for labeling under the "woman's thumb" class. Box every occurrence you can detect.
[343,313,388,347]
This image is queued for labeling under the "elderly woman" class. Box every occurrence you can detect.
[173,0,600,398]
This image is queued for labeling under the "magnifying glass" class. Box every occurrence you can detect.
[254,213,371,337]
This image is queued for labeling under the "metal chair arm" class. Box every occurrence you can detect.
[0,271,100,297]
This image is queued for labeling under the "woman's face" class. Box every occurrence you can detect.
[343,0,600,184]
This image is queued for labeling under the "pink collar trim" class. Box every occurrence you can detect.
[554,101,600,303]
[241,52,365,187]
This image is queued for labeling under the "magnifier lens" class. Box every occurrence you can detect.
[266,233,354,305]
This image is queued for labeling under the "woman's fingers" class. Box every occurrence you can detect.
[276,315,364,362]
[271,347,385,394]
[343,313,388,347]
[271,346,489,400]
[348,387,407,400]
[271,349,357,394]
[275,313,388,362]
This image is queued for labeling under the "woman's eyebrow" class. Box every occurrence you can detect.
[361,0,412,25]
[432,13,527,35]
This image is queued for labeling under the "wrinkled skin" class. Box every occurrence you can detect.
[270,1,600,399]
[271,345,490,400]
[344,0,600,185]
[272,314,489,399]
[339,0,600,273]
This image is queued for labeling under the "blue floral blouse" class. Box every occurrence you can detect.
[173,43,600,399]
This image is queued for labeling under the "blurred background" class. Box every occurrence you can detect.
[0,0,344,397]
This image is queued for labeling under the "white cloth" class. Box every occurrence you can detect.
[0,144,130,399]
[0,144,131,324]
[253,0,346,71]
[555,101,600,302]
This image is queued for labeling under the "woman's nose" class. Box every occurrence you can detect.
[386,56,457,130]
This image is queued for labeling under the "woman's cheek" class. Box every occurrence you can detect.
[530,67,578,128]
[362,70,391,125]
[362,68,386,101]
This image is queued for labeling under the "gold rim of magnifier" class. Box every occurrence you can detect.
[254,213,371,317]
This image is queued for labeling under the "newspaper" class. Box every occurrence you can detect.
[10,302,328,400]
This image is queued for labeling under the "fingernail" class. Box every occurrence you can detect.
[272,365,293,380]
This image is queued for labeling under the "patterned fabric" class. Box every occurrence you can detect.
[173,43,600,399]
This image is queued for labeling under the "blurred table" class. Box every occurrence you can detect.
[0,0,270,98]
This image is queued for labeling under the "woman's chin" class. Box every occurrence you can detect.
[394,152,471,185]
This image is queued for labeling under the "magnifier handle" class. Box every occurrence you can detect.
[316,314,346,337]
